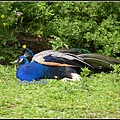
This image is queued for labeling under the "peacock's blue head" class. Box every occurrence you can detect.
[11,46,34,65]
[12,55,30,65]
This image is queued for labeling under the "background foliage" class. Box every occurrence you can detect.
[0,2,120,64]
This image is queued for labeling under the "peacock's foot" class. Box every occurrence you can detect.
[62,73,82,82]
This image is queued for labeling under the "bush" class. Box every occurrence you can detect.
[0,2,120,64]
[10,2,54,53]
[8,2,120,56]
[0,2,21,64]
[49,2,120,56]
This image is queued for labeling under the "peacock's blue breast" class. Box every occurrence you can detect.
[16,62,46,81]
[16,61,67,81]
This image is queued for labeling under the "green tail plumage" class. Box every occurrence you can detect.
[58,48,120,72]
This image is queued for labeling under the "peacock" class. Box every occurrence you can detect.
[12,46,120,82]
[12,47,93,82]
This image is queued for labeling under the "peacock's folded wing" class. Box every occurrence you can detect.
[77,53,120,71]
[32,50,93,69]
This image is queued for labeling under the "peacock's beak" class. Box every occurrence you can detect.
[10,59,19,64]
[10,58,24,64]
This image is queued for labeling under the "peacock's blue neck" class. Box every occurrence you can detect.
[23,57,29,64]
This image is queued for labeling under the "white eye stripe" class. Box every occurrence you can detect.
[18,58,24,63]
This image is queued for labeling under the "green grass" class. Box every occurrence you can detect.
[0,64,120,118]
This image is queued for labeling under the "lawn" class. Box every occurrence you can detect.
[0,64,120,118]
